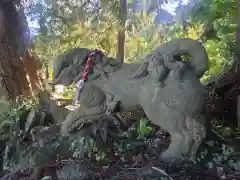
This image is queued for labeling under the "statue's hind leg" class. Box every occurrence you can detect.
[181,121,194,158]
[159,117,194,163]
[186,116,207,162]
[142,102,194,163]
[160,130,187,163]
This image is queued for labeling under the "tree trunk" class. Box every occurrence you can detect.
[0,32,30,100]
[116,0,127,64]
[0,0,43,100]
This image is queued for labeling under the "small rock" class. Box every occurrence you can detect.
[233,160,240,171]
[51,107,70,124]
[25,110,46,133]
[56,163,92,180]
[41,176,53,180]
[206,140,215,146]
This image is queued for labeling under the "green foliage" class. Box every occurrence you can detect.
[190,0,237,81]
[69,119,152,162]
[112,119,152,154]
[71,136,107,161]
[32,1,237,84]
[0,94,39,168]
[0,94,39,140]
[136,118,152,139]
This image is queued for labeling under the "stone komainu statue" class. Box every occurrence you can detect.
[52,38,209,163]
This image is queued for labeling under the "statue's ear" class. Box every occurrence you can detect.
[94,52,104,63]
[73,54,83,65]
[106,57,119,66]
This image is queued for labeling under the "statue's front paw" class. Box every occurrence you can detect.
[89,115,123,142]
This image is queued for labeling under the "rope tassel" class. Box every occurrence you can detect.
[75,50,102,103]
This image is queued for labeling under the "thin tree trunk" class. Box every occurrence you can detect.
[235,0,240,128]
[22,49,44,91]
[236,0,240,43]
[116,0,127,64]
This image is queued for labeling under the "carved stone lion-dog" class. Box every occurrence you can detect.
[52,38,209,163]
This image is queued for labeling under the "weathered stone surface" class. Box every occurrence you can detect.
[132,38,209,79]
[51,107,70,124]
[52,48,91,82]
[38,91,71,124]
[24,91,71,133]
[27,124,73,173]
[61,83,120,137]
[52,38,209,163]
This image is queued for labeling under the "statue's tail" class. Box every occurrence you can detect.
[132,38,209,79]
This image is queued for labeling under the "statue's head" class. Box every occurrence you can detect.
[52,49,120,86]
